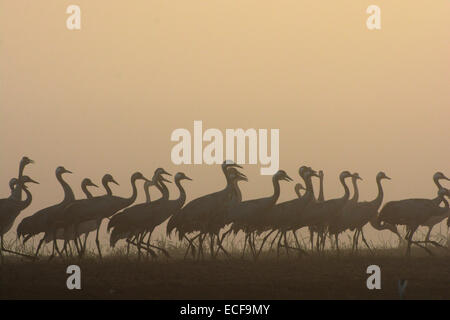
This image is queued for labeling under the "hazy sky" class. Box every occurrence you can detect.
[1,1,449,245]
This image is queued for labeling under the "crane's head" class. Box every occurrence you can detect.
[302,167,319,180]
[9,178,18,191]
[103,174,119,186]
[340,171,352,181]
[228,167,248,182]
[131,172,151,183]
[433,172,449,182]
[352,172,363,181]
[20,156,34,167]
[275,170,293,182]
[154,167,172,177]
[318,170,324,179]
[298,166,308,178]
[56,166,72,175]
[21,175,39,185]
[175,172,193,182]
[222,160,243,170]
[295,183,305,191]
[82,178,99,188]
[377,171,391,181]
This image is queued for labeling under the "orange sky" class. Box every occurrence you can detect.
[1,1,449,246]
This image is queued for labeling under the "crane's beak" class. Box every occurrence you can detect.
[29,178,39,184]
[238,174,248,182]
[161,176,172,183]
[284,174,293,182]
[112,178,119,186]
[162,169,172,176]
[29,159,35,164]
[184,176,193,181]
[385,175,391,180]
[90,182,99,188]
[65,169,73,174]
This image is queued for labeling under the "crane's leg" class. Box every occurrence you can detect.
[256,229,275,259]
[269,230,281,252]
[209,233,215,259]
[283,232,290,257]
[183,234,199,259]
[406,226,417,257]
[360,228,372,252]
[249,232,257,259]
[95,219,103,260]
[197,233,204,261]
[276,232,284,258]
[321,230,327,251]
[241,233,249,259]
[309,228,314,251]
[82,233,88,256]
[35,237,45,258]
[335,233,339,254]
[214,233,230,259]
[424,227,432,246]
[52,232,64,259]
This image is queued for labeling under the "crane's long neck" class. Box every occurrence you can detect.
[125,176,139,206]
[340,176,350,201]
[271,177,281,204]
[57,172,75,202]
[17,162,27,201]
[144,184,151,203]
[159,181,169,200]
[81,183,94,199]
[318,175,324,202]
[351,177,359,202]
[441,197,449,211]
[232,179,243,203]
[20,186,33,210]
[295,186,302,199]
[433,177,443,191]
[372,177,384,209]
[103,180,113,196]
[303,175,315,201]
[432,194,445,207]
[175,178,186,206]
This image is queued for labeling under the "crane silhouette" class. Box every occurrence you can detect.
[298,171,353,254]
[169,161,243,259]
[44,178,100,257]
[266,167,318,256]
[0,175,39,262]
[328,172,362,250]
[61,174,119,257]
[229,170,293,260]
[379,187,450,256]
[108,168,173,259]
[63,171,151,259]
[17,166,74,258]
[420,172,450,243]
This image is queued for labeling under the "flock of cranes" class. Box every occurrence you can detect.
[0,156,449,263]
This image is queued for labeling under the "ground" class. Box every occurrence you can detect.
[0,248,449,299]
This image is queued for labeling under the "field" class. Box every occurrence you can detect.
[1,247,449,300]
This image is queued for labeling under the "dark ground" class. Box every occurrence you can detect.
[1,248,449,300]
